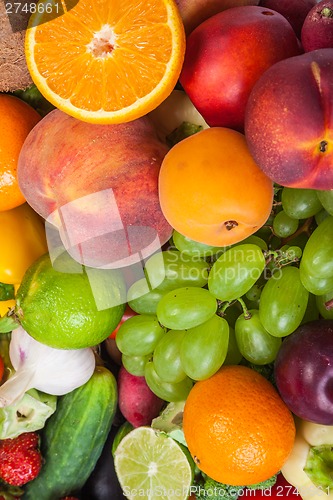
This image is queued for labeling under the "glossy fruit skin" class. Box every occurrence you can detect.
[235,309,282,364]
[259,266,309,337]
[117,366,164,427]
[300,215,333,296]
[317,189,333,215]
[144,360,193,402]
[281,187,323,220]
[301,0,333,52]
[115,315,165,356]
[153,329,187,383]
[159,127,274,247]
[183,365,296,485]
[179,6,300,131]
[180,315,229,380]
[208,244,265,301]
[144,249,209,291]
[245,49,333,190]
[274,319,333,424]
[0,203,48,285]
[156,286,217,330]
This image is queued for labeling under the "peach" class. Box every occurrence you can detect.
[175,0,259,35]
[244,48,333,190]
[17,110,172,268]
[179,6,301,132]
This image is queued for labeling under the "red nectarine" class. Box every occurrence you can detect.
[179,6,301,131]
[245,49,333,190]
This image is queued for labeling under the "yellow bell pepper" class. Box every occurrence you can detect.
[282,417,333,499]
[0,203,48,285]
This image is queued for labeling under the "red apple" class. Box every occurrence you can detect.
[179,6,301,131]
[245,48,333,190]
[301,0,333,52]
[259,0,321,37]
[17,110,172,269]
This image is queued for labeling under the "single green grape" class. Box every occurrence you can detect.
[144,249,209,291]
[300,216,333,280]
[208,244,265,302]
[316,290,333,320]
[315,208,329,226]
[153,330,187,383]
[127,278,166,314]
[316,189,333,216]
[301,293,319,324]
[259,266,309,337]
[122,353,151,376]
[223,326,243,365]
[232,235,268,251]
[180,314,229,381]
[281,187,323,219]
[115,314,165,356]
[172,230,225,258]
[300,267,333,296]
[235,309,282,365]
[245,284,262,302]
[156,286,217,330]
[144,361,193,402]
[273,210,299,238]
[286,246,302,260]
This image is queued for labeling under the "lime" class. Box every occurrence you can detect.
[15,252,126,349]
[114,426,193,500]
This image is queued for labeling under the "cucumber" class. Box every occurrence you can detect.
[23,366,118,500]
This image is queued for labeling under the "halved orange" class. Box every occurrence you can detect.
[25,0,185,124]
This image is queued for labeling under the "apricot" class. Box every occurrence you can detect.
[158,127,274,247]
[245,48,333,190]
[17,110,172,268]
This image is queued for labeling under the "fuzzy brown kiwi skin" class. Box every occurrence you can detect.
[0,2,33,92]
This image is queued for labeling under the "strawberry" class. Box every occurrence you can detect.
[0,432,42,486]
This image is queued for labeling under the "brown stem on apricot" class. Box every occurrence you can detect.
[224,220,238,231]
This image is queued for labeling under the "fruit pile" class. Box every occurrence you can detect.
[0,0,333,499]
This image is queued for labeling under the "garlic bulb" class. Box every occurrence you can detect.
[0,326,96,407]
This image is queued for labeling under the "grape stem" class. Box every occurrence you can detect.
[217,298,251,320]
[237,298,252,320]
[325,298,333,311]
[280,217,314,245]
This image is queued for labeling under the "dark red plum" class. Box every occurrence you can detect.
[259,0,320,37]
[274,319,333,424]
[301,0,333,52]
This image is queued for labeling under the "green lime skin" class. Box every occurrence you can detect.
[15,253,126,349]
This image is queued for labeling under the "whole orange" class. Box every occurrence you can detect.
[0,95,41,212]
[158,127,273,247]
[183,365,296,486]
